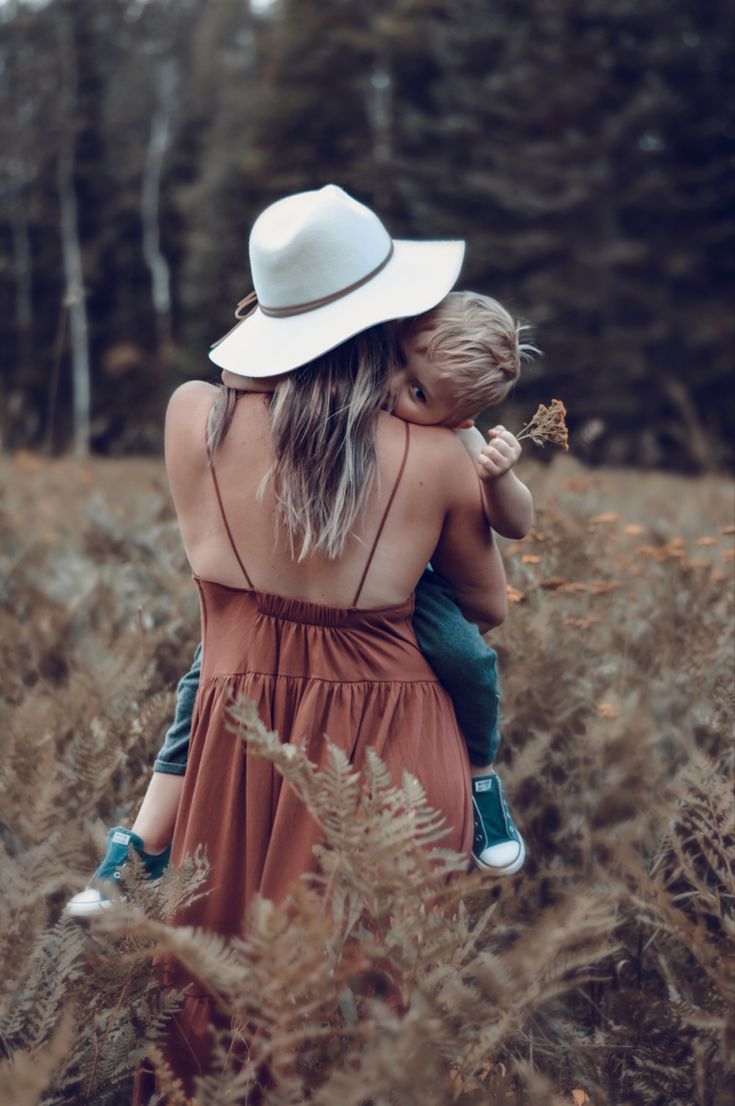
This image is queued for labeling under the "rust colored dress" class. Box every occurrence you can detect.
[137,422,473,1097]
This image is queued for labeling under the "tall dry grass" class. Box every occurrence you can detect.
[0,452,732,1106]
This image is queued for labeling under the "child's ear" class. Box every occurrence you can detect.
[456,418,475,429]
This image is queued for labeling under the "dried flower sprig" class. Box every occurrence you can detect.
[517,399,569,450]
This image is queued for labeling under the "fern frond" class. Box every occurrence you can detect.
[0,1012,72,1106]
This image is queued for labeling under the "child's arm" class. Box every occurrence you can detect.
[454,425,534,540]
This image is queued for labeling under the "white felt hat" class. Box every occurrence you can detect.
[209,184,465,378]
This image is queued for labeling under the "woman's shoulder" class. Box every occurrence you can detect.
[166,379,217,438]
[167,379,219,417]
[164,380,219,478]
[378,412,475,477]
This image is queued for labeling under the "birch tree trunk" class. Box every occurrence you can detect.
[56,10,91,457]
[368,57,393,211]
[55,10,90,457]
[142,58,176,348]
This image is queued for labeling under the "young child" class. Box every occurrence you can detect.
[67,291,535,916]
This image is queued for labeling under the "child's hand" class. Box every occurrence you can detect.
[478,426,522,480]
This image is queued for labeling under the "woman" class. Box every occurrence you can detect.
[138,184,506,1093]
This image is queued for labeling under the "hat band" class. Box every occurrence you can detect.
[261,241,395,317]
[233,241,395,322]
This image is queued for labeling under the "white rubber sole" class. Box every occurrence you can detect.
[472,834,526,876]
[65,888,112,917]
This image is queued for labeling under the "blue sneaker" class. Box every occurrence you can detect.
[66,827,171,917]
[471,771,525,875]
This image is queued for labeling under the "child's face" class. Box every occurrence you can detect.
[389,328,472,428]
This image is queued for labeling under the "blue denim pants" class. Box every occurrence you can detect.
[153,568,502,774]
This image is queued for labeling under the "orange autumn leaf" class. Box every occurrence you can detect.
[521,554,542,564]
[571,1091,590,1106]
[539,576,568,590]
[696,536,718,546]
[477,1060,500,1082]
[590,512,620,524]
[506,585,525,603]
[449,1066,482,1098]
[623,523,644,535]
[597,702,619,719]
[721,524,735,535]
[722,549,734,562]
[637,541,686,563]
[590,580,622,595]
[12,450,45,474]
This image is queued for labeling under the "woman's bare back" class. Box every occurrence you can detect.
[165,382,505,623]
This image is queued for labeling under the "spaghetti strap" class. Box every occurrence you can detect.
[352,421,411,607]
[208,461,255,590]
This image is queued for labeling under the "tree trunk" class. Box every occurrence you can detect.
[56,11,91,458]
[11,184,33,370]
[142,58,176,348]
[367,56,393,210]
[12,193,32,332]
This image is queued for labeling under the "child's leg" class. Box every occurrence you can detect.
[67,644,202,916]
[130,772,185,854]
[150,642,202,779]
[412,569,501,768]
[413,568,524,876]
[130,641,203,851]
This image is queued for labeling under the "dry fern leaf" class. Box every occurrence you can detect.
[0,1011,72,1106]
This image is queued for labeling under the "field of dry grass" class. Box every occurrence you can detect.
[0,451,732,1106]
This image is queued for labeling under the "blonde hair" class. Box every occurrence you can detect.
[406,291,537,422]
[207,322,398,561]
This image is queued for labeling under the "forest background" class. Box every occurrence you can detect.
[0,2,734,1105]
[0,0,734,467]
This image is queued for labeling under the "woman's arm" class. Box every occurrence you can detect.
[428,434,508,633]
[164,380,220,566]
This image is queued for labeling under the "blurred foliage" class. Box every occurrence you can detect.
[0,454,732,1103]
[0,0,733,466]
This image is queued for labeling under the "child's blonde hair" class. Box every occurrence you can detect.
[407,291,537,422]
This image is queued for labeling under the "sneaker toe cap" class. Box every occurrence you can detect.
[479,840,519,867]
[476,839,523,870]
[65,888,111,917]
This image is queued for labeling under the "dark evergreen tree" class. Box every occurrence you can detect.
[0,0,732,464]
[374,0,735,466]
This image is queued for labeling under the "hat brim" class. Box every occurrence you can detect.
[208,239,465,378]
